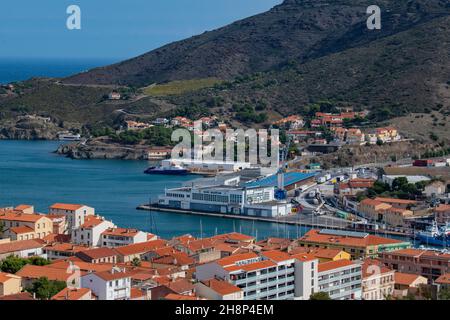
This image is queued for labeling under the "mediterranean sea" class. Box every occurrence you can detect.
[0,140,305,239]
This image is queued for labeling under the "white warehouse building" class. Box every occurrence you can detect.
[158,185,292,218]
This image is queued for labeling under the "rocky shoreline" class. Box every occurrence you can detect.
[56,138,151,160]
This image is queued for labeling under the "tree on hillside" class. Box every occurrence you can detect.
[309,292,331,300]
[26,277,67,300]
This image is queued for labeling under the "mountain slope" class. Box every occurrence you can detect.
[63,0,450,87]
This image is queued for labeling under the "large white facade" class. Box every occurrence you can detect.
[158,185,291,218]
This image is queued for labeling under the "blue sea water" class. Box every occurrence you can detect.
[0,58,119,84]
[0,140,305,239]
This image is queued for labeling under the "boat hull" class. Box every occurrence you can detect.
[144,168,189,175]
[417,234,448,247]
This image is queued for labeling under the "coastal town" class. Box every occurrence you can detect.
[1,109,449,301]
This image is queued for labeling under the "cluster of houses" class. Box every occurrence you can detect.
[273,112,402,148]
[0,203,448,300]
[333,171,449,228]
[124,116,222,133]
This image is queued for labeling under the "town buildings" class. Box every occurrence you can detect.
[101,228,148,247]
[379,249,450,282]
[81,267,132,300]
[49,203,95,231]
[297,229,411,259]
[71,216,115,247]
[361,259,395,300]
[0,209,53,241]
[317,259,362,300]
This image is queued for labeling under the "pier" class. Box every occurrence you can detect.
[136,204,413,239]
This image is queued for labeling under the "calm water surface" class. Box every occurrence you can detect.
[0,140,305,239]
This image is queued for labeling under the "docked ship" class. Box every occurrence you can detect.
[144,164,189,175]
[416,221,449,247]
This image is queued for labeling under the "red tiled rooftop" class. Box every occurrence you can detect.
[51,288,91,300]
[201,278,241,295]
[318,259,357,273]
[50,203,84,211]
[216,252,259,267]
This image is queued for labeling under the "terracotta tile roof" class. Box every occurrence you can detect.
[299,229,403,248]
[201,278,241,295]
[42,233,71,243]
[0,292,35,300]
[76,247,117,261]
[130,287,146,300]
[435,273,450,285]
[92,268,133,281]
[14,205,33,212]
[395,272,424,286]
[50,260,113,273]
[50,203,84,211]
[384,249,450,260]
[165,278,194,294]
[0,272,21,283]
[51,288,91,300]
[0,239,44,254]
[101,227,141,237]
[374,197,417,205]
[10,226,35,234]
[114,240,167,257]
[211,232,255,242]
[16,265,73,282]
[361,259,393,278]
[290,252,319,262]
[153,252,195,266]
[359,198,386,207]
[0,212,47,223]
[43,242,88,253]
[318,259,357,273]
[434,204,450,212]
[216,252,259,267]
[164,293,201,300]
[80,215,106,228]
[261,250,293,262]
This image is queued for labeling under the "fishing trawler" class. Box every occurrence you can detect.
[416,221,449,247]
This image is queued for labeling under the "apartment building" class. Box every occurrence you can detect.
[196,251,318,300]
[17,264,81,288]
[49,203,95,230]
[43,243,89,260]
[71,216,115,247]
[81,267,132,300]
[361,259,395,300]
[114,240,167,263]
[101,228,148,248]
[393,272,428,298]
[358,198,392,221]
[317,259,362,300]
[379,249,450,282]
[75,247,118,264]
[0,211,53,240]
[297,229,411,259]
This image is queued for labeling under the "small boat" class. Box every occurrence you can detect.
[58,132,81,141]
[144,164,189,175]
[416,221,449,247]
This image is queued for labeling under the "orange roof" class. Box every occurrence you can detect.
[384,249,450,260]
[101,227,141,237]
[14,205,33,211]
[164,293,201,300]
[10,226,35,234]
[216,252,259,267]
[93,268,133,281]
[318,259,357,273]
[290,252,318,262]
[16,265,72,282]
[0,272,21,283]
[359,198,386,207]
[0,212,47,223]
[80,215,106,228]
[44,243,88,253]
[115,240,167,256]
[76,247,117,260]
[50,260,113,273]
[434,204,450,212]
[435,273,450,285]
[165,278,194,294]
[395,272,424,286]
[300,229,403,248]
[131,287,146,300]
[50,203,84,211]
[201,278,241,295]
[374,197,417,205]
[51,288,91,300]
[0,239,44,254]
[261,250,293,262]
[211,232,255,242]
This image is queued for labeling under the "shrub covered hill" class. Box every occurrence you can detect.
[1,0,449,137]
